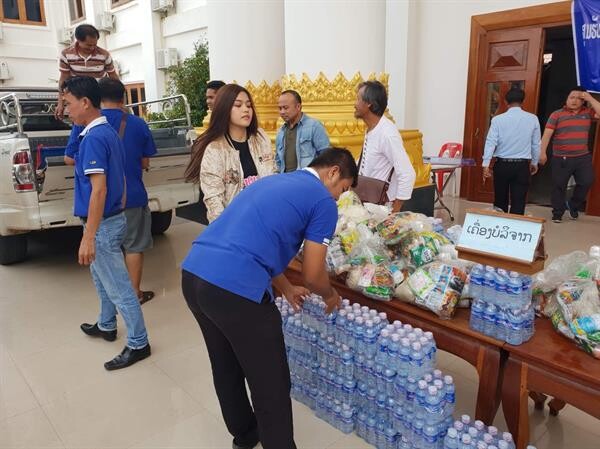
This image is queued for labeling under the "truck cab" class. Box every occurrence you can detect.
[0,88,200,264]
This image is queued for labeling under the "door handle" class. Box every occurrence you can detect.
[474,128,480,138]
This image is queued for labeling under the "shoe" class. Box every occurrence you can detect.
[566,201,579,220]
[138,290,155,305]
[104,344,151,371]
[80,323,117,342]
[232,441,259,449]
[552,216,562,223]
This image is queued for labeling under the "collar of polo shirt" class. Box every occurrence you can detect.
[79,116,108,138]
[303,167,319,179]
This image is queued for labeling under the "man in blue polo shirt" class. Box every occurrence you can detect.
[62,76,150,371]
[65,78,157,304]
[181,148,357,449]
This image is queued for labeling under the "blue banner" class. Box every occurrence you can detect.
[573,0,600,93]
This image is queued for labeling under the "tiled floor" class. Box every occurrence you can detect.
[0,199,599,449]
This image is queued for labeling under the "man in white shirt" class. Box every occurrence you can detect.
[354,81,416,212]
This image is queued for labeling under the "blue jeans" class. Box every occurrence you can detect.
[87,213,148,349]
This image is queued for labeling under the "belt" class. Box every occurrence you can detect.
[496,158,530,163]
[80,209,123,224]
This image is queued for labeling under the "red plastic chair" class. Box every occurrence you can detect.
[435,142,463,194]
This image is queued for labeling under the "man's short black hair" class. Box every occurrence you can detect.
[505,87,525,105]
[98,78,125,103]
[281,89,302,104]
[308,147,359,187]
[206,80,226,91]
[358,81,388,117]
[62,76,101,109]
[74,24,100,41]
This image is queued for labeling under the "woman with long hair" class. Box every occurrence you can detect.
[185,84,276,222]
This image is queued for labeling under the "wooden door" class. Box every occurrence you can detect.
[464,27,544,203]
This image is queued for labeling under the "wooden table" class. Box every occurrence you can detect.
[285,260,506,424]
[501,318,600,449]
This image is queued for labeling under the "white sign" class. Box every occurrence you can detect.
[457,212,543,263]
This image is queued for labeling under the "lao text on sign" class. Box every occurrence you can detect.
[456,210,545,269]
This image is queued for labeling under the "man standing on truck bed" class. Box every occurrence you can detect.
[65,78,157,305]
[62,76,151,371]
[56,24,119,120]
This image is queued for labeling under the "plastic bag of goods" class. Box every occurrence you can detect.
[326,237,351,275]
[348,225,389,267]
[337,190,363,209]
[375,212,432,245]
[532,250,589,315]
[552,278,600,358]
[406,261,468,319]
[532,246,600,315]
[355,263,395,301]
[397,231,451,268]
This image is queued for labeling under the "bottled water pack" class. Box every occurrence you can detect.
[277,294,456,449]
[469,265,535,345]
[443,414,536,449]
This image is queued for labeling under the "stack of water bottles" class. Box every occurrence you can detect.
[443,414,536,449]
[276,294,456,449]
[469,264,535,345]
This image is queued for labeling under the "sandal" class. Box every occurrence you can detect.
[139,291,155,305]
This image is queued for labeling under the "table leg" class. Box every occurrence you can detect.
[502,357,530,449]
[432,171,456,221]
[475,345,503,424]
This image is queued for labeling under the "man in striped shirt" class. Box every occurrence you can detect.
[56,24,119,119]
[540,87,600,222]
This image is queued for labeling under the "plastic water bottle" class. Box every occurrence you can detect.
[470,296,485,333]
[470,264,485,300]
[345,313,355,349]
[354,316,365,354]
[483,299,498,338]
[376,329,390,366]
[444,427,460,449]
[409,342,425,379]
[460,434,473,449]
[339,404,354,434]
[502,432,515,449]
[363,320,378,357]
[387,334,400,370]
[483,266,497,303]
[383,426,397,449]
[335,309,347,343]
[505,283,524,347]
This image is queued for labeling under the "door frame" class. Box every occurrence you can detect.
[460,1,572,200]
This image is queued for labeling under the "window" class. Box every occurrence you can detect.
[68,0,84,23]
[0,0,46,25]
[110,0,133,8]
[125,83,146,117]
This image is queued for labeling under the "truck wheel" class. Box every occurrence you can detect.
[151,210,173,235]
[0,234,28,265]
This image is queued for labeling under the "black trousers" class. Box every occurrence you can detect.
[181,270,296,449]
[492,159,531,215]
[551,153,595,217]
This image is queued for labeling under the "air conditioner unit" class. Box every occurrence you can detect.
[151,0,174,13]
[156,48,178,69]
[0,61,11,81]
[96,12,115,33]
[57,27,73,45]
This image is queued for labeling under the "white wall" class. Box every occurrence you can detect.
[405,0,566,157]
[0,1,67,87]
[284,0,386,79]
[0,0,209,97]
[207,0,284,83]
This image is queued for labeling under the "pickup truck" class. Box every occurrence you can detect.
[0,88,201,265]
